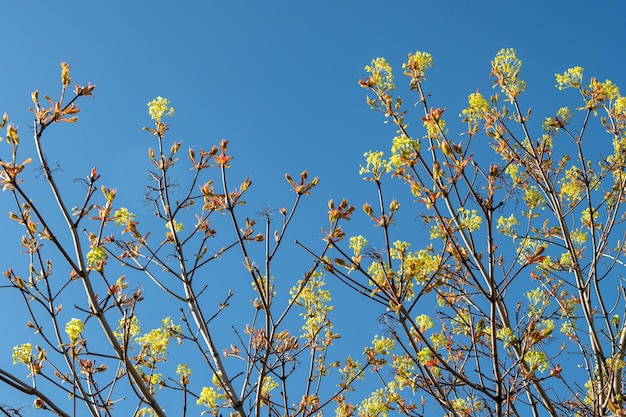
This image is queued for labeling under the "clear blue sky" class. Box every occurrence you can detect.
[1,1,625,414]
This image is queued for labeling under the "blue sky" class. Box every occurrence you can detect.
[1,1,626,414]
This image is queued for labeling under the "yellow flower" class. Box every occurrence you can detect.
[359,388,392,417]
[359,150,391,181]
[176,363,191,376]
[65,318,84,344]
[165,219,184,232]
[524,349,548,372]
[177,363,191,385]
[349,235,368,257]
[364,58,395,91]
[87,246,108,269]
[422,117,447,139]
[491,48,526,100]
[523,186,545,210]
[589,78,620,103]
[417,347,431,364]
[114,316,141,341]
[450,397,484,414]
[147,97,175,122]
[457,208,482,232]
[555,66,584,90]
[261,376,279,398]
[496,214,519,236]
[12,343,32,365]
[390,134,419,169]
[290,272,333,341]
[135,317,182,359]
[137,407,157,417]
[402,51,433,82]
[114,207,136,226]
[372,335,395,355]
[461,91,490,122]
[558,166,583,203]
[580,207,599,229]
[526,287,550,318]
[614,96,626,114]
[197,386,219,408]
[496,327,516,348]
[415,314,434,332]
[429,332,446,349]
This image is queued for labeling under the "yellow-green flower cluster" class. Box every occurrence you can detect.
[491,48,526,100]
[367,261,395,296]
[390,354,416,389]
[87,246,108,269]
[364,58,395,91]
[543,107,574,132]
[389,134,419,169]
[414,314,434,332]
[145,373,163,387]
[580,207,600,229]
[401,249,440,287]
[589,78,620,103]
[457,208,482,232]
[558,166,583,203]
[526,287,550,319]
[389,240,410,259]
[358,388,395,417]
[496,327,516,348]
[524,349,548,372]
[417,347,432,364]
[516,238,546,265]
[359,150,391,181]
[614,96,626,115]
[460,91,490,124]
[197,386,220,408]
[450,397,484,415]
[422,117,447,140]
[496,214,519,237]
[560,320,576,338]
[135,317,182,359]
[537,319,555,338]
[429,332,446,350]
[176,363,191,385]
[147,97,175,122]
[559,252,574,269]
[165,219,184,232]
[114,207,136,226]
[451,311,470,336]
[430,221,446,240]
[523,186,545,210]
[290,272,333,342]
[137,408,157,417]
[349,235,368,257]
[570,229,588,246]
[609,135,626,167]
[176,363,191,377]
[12,343,32,365]
[65,318,84,344]
[402,51,433,81]
[114,316,141,341]
[556,107,574,124]
[555,66,584,90]
[505,163,526,186]
[261,376,279,398]
[372,335,395,355]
